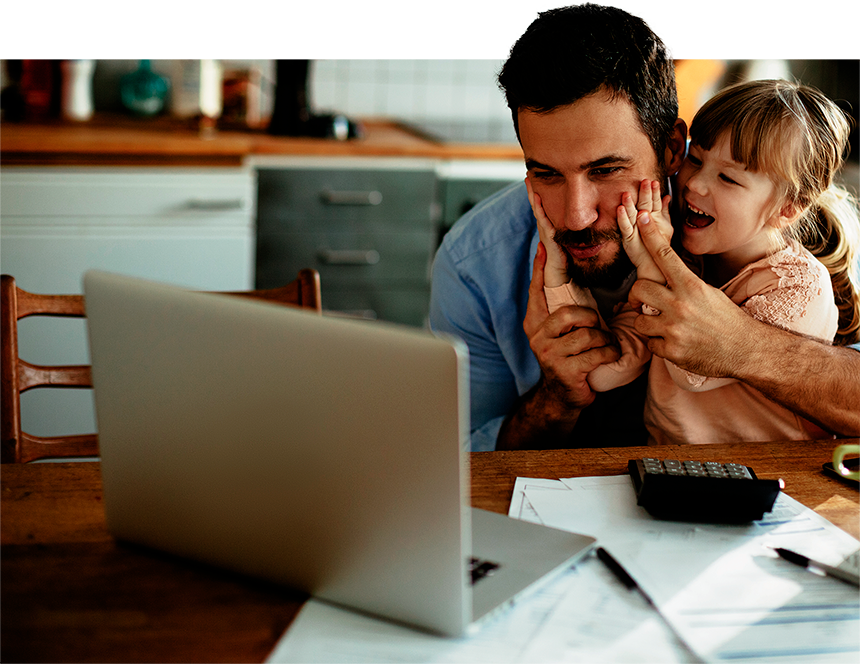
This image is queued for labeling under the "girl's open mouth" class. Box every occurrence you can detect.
[684,202,715,229]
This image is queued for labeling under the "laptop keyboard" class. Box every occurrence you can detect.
[469,557,500,585]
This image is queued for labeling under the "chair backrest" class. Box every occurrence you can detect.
[0,270,321,463]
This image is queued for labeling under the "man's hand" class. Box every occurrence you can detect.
[527,241,621,399]
[629,212,754,378]
[499,241,620,445]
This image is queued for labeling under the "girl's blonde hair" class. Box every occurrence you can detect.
[690,79,860,345]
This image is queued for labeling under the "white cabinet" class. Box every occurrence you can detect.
[0,166,256,443]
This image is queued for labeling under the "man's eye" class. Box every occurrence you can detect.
[532,170,560,180]
[590,166,622,177]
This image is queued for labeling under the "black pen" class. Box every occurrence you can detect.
[595,547,704,663]
[773,547,859,587]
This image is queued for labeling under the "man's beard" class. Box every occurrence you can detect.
[555,227,635,290]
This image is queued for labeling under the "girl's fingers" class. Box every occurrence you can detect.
[529,181,561,258]
[622,191,638,225]
[527,178,550,226]
[650,181,662,212]
[617,204,635,242]
[637,179,653,212]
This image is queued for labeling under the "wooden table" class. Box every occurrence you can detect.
[3,440,857,663]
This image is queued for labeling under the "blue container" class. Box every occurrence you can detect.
[120,60,169,116]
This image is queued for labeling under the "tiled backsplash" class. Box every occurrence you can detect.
[81,0,828,121]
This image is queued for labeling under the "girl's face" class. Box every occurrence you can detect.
[675,133,787,275]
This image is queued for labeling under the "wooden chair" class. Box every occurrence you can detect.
[1,270,321,463]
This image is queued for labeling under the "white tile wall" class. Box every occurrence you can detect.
[81,0,828,121]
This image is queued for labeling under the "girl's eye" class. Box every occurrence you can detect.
[719,173,739,185]
[686,154,702,167]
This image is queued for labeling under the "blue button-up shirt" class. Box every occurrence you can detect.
[429,182,540,451]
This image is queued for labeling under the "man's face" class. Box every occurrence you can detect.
[519,90,665,288]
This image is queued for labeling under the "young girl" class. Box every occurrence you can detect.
[535,79,860,444]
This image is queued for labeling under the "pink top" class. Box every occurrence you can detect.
[544,239,839,444]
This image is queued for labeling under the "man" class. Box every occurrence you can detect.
[429,4,860,452]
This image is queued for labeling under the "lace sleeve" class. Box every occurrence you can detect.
[743,255,821,330]
[742,253,838,342]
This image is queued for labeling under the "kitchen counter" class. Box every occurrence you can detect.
[0,116,524,166]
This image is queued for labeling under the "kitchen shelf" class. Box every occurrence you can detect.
[0,116,523,167]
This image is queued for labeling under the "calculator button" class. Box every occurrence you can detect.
[642,460,665,475]
[725,464,752,479]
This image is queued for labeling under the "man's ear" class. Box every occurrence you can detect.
[664,118,688,176]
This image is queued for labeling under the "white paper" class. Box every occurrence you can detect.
[523,476,860,663]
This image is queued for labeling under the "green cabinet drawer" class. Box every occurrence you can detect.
[257,167,438,231]
[256,230,435,289]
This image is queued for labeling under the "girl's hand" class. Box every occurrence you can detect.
[526,177,569,288]
[618,179,672,285]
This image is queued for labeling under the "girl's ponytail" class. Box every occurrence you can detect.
[799,184,860,345]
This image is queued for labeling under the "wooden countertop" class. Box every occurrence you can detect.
[0,116,524,167]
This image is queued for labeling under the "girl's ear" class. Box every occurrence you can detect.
[772,202,805,229]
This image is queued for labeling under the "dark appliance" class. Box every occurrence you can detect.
[269,0,360,139]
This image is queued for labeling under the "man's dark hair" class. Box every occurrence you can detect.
[498,3,678,160]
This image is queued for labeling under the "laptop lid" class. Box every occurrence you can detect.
[85,270,472,635]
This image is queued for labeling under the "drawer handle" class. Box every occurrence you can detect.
[186,198,249,211]
[324,309,378,321]
[320,190,383,206]
[317,249,380,265]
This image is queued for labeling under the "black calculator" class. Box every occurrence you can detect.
[628,458,782,523]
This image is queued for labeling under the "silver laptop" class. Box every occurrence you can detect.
[84,270,595,637]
